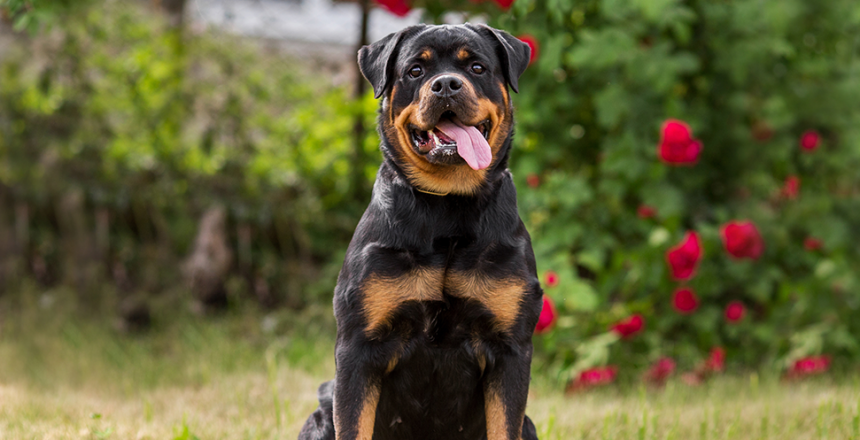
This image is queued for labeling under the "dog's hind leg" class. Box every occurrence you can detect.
[298,380,336,440]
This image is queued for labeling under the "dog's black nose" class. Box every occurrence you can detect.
[431,75,463,98]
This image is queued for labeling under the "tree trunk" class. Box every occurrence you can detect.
[351,0,371,201]
[152,0,187,29]
[183,206,233,312]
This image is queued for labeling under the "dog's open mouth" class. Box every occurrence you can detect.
[410,112,492,170]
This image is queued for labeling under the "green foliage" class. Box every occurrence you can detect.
[0,1,377,303]
[0,0,94,32]
[479,0,860,380]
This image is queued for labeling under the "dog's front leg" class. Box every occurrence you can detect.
[483,343,534,440]
[334,342,384,440]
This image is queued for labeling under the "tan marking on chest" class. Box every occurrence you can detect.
[472,335,487,374]
[445,271,525,333]
[362,268,444,336]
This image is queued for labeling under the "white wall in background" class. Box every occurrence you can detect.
[188,0,423,46]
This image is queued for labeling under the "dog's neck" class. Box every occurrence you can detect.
[366,159,521,253]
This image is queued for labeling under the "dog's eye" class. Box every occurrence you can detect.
[408,65,423,78]
[471,63,485,75]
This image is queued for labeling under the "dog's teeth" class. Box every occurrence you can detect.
[430,131,440,147]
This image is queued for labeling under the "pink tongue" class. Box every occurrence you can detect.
[435,119,492,170]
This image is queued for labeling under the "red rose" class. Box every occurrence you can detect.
[611,314,644,338]
[705,347,725,372]
[637,205,657,219]
[526,174,540,188]
[787,356,830,378]
[658,119,703,165]
[643,357,676,385]
[781,175,800,200]
[491,0,515,10]
[517,34,539,65]
[720,221,764,259]
[666,231,702,280]
[672,287,699,314]
[544,270,559,287]
[375,0,410,16]
[724,301,745,323]
[804,237,823,252]
[568,366,618,392]
[534,295,556,334]
[684,347,726,385]
[800,130,820,152]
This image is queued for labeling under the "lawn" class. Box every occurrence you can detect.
[1,286,858,440]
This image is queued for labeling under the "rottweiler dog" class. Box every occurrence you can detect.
[299,23,541,440]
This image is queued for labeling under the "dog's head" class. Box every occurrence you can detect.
[359,24,531,195]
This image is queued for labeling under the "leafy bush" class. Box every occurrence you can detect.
[0,2,378,304]
[482,0,860,381]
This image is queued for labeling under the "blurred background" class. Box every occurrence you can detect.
[1,0,860,438]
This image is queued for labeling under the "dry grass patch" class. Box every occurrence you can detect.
[1,289,859,439]
[0,367,325,439]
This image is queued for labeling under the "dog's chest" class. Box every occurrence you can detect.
[361,262,526,337]
[374,322,489,440]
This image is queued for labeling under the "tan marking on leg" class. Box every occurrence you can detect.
[446,271,525,333]
[362,267,444,336]
[485,386,520,440]
[356,384,381,440]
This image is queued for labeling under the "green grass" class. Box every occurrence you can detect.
[1,286,859,439]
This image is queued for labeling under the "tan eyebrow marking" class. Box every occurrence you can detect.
[457,48,470,60]
[420,49,433,60]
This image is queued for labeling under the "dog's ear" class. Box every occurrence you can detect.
[468,24,531,93]
[358,25,426,99]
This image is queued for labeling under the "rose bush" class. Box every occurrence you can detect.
[481,0,860,384]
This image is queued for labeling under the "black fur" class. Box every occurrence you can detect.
[300,24,539,440]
